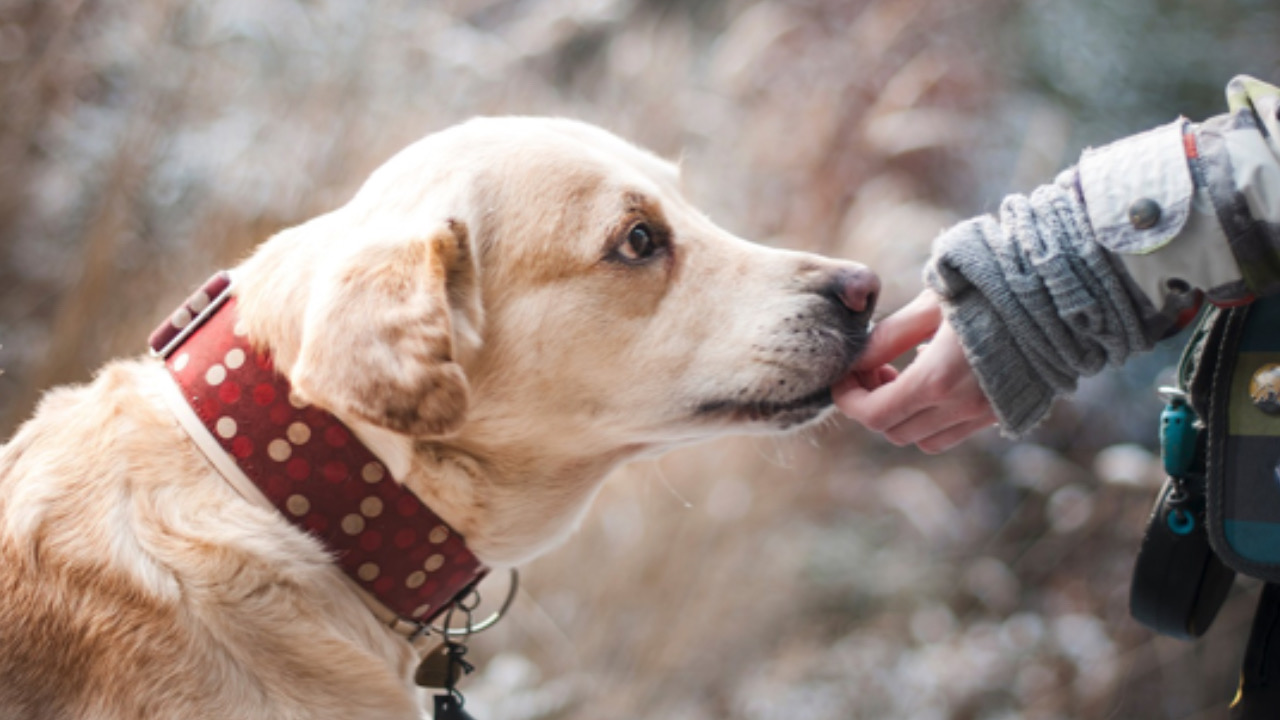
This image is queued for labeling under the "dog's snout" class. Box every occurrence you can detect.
[830,265,880,316]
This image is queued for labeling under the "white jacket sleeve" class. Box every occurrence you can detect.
[1080,75,1280,314]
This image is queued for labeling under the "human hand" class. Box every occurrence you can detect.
[834,290,997,453]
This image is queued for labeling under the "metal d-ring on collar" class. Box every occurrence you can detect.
[432,568,520,637]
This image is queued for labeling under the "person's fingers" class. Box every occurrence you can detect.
[881,406,969,447]
[874,365,898,386]
[834,289,942,407]
[839,306,998,453]
[916,415,998,454]
[852,368,884,391]
[853,290,944,370]
[832,380,872,418]
[833,364,899,396]
[834,368,933,432]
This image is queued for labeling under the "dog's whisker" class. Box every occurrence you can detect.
[509,588,582,673]
[650,459,694,509]
[747,436,795,469]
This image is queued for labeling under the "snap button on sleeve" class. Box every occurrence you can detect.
[1079,119,1193,255]
[1128,198,1163,229]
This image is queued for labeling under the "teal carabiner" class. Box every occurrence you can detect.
[1159,387,1198,478]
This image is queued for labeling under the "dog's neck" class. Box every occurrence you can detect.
[152,274,488,626]
[273,360,629,567]
[410,433,633,566]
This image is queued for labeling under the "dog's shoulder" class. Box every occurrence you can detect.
[0,359,422,719]
[0,360,202,717]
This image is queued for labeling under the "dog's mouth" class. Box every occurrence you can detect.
[691,319,869,430]
[693,384,835,429]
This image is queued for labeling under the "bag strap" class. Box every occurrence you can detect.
[1231,583,1280,718]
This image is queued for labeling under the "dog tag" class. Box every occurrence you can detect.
[433,693,478,720]
[414,644,462,689]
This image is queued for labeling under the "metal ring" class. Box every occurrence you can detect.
[432,568,519,637]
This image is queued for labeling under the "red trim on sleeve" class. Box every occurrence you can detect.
[1208,293,1257,309]
[1183,128,1200,160]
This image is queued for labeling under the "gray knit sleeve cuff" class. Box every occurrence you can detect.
[936,284,1056,436]
[924,171,1161,436]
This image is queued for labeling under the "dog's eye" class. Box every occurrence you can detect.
[618,223,659,262]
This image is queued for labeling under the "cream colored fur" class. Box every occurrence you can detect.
[0,118,874,719]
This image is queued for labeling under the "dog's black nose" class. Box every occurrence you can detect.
[831,265,880,316]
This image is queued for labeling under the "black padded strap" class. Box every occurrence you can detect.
[1231,584,1280,718]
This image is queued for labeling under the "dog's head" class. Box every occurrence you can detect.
[237,117,877,561]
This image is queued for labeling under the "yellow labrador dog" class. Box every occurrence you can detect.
[0,118,877,720]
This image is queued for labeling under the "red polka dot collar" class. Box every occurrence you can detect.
[149,272,487,627]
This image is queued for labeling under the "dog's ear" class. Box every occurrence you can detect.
[290,220,479,437]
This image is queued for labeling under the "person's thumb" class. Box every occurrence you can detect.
[853,290,944,370]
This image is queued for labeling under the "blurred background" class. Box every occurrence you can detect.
[1,0,1278,717]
